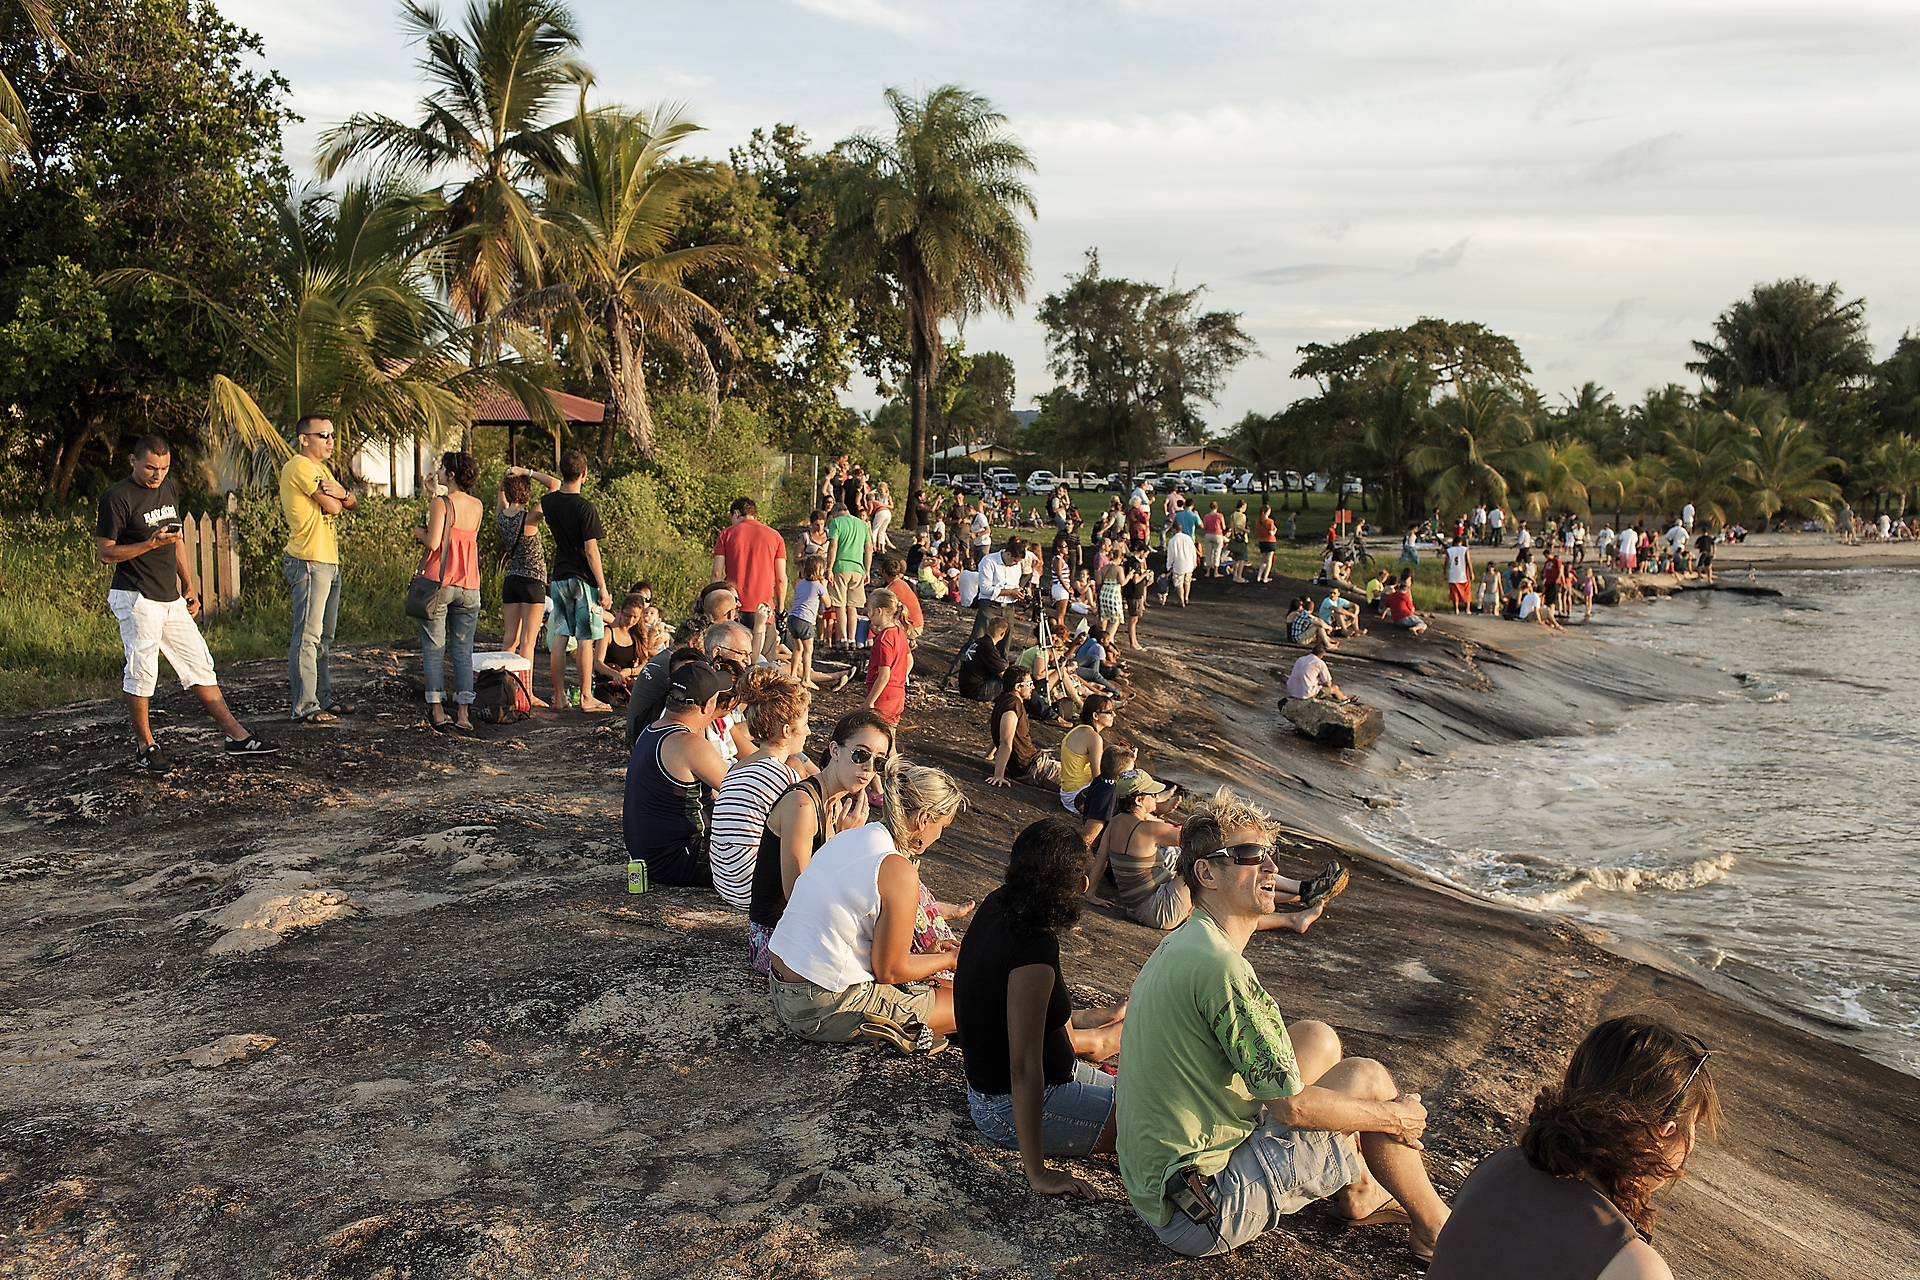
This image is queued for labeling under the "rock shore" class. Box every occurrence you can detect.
[2,573,1916,1278]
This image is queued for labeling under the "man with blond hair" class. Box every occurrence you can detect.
[1118,787,1445,1261]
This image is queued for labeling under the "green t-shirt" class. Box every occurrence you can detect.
[828,513,870,575]
[1116,908,1303,1226]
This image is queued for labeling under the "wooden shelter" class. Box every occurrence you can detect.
[471,389,608,468]
[1147,443,1242,472]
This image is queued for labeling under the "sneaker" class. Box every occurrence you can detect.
[224,735,280,757]
[133,741,165,770]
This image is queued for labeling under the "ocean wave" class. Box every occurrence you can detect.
[1489,853,1737,910]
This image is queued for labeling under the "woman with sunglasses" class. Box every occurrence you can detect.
[1427,1016,1719,1280]
[767,757,967,1052]
[746,711,892,974]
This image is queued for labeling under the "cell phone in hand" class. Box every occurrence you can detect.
[161,521,184,536]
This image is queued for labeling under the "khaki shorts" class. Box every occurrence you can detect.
[829,571,867,610]
[768,972,937,1043]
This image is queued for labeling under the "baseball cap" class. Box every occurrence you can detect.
[668,659,734,706]
[1115,769,1169,801]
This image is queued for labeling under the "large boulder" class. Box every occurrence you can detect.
[1279,696,1385,750]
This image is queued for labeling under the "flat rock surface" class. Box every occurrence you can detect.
[2,579,1916,1278]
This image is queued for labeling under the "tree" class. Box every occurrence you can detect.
[1406,383,1535,516]
[317,0,585,348]
[1687,278,1873,403]
[1551,381,1628,461]
[1320,358,1436,528]
[0,0,59,184]
[0,0,290,505]
[1293,318,1530,398]
[1653,409,1751,528]
[1732,392,1841,530]
[1035,250,1256,467]
[656,125,867,454]
[964,350,1019,444]
[110,183,524,491]
[535,99,769,462]
[829,85,1036,510]
[1860,435,1920,519]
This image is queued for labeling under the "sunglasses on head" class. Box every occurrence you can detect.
[845,744,887,766]
[1665,1034,1713,1120]
[1202,843,1276,866]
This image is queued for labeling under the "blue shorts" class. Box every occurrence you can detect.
[787,616,815,641]
[547,577,604,641]
[967,1059,1115,1157]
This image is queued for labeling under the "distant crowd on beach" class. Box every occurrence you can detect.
[93,434,1723,1271]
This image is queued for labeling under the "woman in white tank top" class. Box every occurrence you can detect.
[767,760,967,1048]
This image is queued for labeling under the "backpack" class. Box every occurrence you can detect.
[473,667,533,724]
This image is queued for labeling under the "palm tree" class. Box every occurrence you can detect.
[534,99,771,461]
[1653,409,1751,528]
[830,85,1036,509]
[1861,435,1920,520]
[1405,382,1533,516]
[1710,389,1839,530]
[1318,359,1436,528]
[0,0,60,184]
[110,184,504,489]
[1513,439,1596,520]
[316,0,586,345]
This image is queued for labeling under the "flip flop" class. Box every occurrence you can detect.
[296,710,339,725]
[1342,1199,1411,1228]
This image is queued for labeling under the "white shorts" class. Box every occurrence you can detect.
[108,590,218,697]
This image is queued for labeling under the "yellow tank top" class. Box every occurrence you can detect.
[1059,736,1094,792]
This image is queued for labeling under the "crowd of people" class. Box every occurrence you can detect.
[88,438,1723,1271]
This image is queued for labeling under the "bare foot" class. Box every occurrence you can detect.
[530,696,551,709]
[578,698,614,713]
[937,899,976,920]
[1283,901,1326,934]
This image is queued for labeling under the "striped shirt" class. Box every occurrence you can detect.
[709,757,798,910]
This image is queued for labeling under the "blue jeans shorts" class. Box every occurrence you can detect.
[1147,1116,1364,1256]
[967,1060,1116,1158]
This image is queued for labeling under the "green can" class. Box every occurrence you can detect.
[627,859,649,894]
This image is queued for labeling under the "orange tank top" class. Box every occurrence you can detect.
[423,522,480,591]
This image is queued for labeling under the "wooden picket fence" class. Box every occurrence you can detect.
[179,513,241,617]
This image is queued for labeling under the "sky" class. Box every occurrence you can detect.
[225,0,1920,429]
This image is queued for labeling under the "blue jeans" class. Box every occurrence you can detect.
[968,1060,1116,1158]
[285,556,341,718]
[420,584,480,705]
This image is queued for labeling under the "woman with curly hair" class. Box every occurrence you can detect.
[1427,1014,1721,1280]
[708,667,813,912]
[954,817,1129,1198]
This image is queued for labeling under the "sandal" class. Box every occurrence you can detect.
[1342,1199,1410,1228]
[1297,860,1350,910]
[296,710,339,725]
[321,701,355,716]
[856,1014,949,1057]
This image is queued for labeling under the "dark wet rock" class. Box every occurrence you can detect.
[1280,696,1386,749]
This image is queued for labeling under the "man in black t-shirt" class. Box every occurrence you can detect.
[956,615,1012,701]
[94,436,275,769]
[542,449,612,712]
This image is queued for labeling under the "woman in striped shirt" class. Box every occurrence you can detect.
[709,668,815,911]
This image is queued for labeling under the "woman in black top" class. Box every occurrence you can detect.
[954,817,1127,1198]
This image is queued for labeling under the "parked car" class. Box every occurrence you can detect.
[1342,477,1364,495]
[1024,470,1059,495]
[954,474,985,495]
[930,473,951,489]
[1201,477,1230,495]
[1232,470,1284,494]
[1132,472,1161,493]
[990,470,1021,495]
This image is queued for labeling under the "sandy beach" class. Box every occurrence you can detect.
[2,576,1917,1278]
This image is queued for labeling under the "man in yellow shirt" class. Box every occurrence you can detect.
[279,415,356,722]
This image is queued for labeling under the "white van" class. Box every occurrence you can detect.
[1024,470,1059,495]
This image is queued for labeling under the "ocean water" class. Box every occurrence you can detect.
[1355,569,1920,1075]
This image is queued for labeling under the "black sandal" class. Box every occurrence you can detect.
[1297,860,1351,910]
[321,701,355,716]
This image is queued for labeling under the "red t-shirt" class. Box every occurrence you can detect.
[713,518,787,613]
[1128,507,1149,539]
[867,624,910,723]
[1202,512,1226,535]
[1387,589,1416,622]
[886,576,924,630]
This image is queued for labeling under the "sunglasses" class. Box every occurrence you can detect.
[1202,843,1277,867]
[1664,1035,1713,1120]
[845,744,888,767]
[303,432,334,440]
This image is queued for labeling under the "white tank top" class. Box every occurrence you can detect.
[768,822,897,990]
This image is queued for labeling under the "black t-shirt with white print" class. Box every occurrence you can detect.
[96,477,184,602]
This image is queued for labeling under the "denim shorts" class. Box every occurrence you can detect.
[787,616,815,641]
[1147,1117,1364,1257]
[967,1060,1116,1158]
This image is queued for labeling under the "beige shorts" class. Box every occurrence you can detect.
[108,590,218,697]
[768,972,937,1043]
[1017,749,1062,786]
[829,571,867,610]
